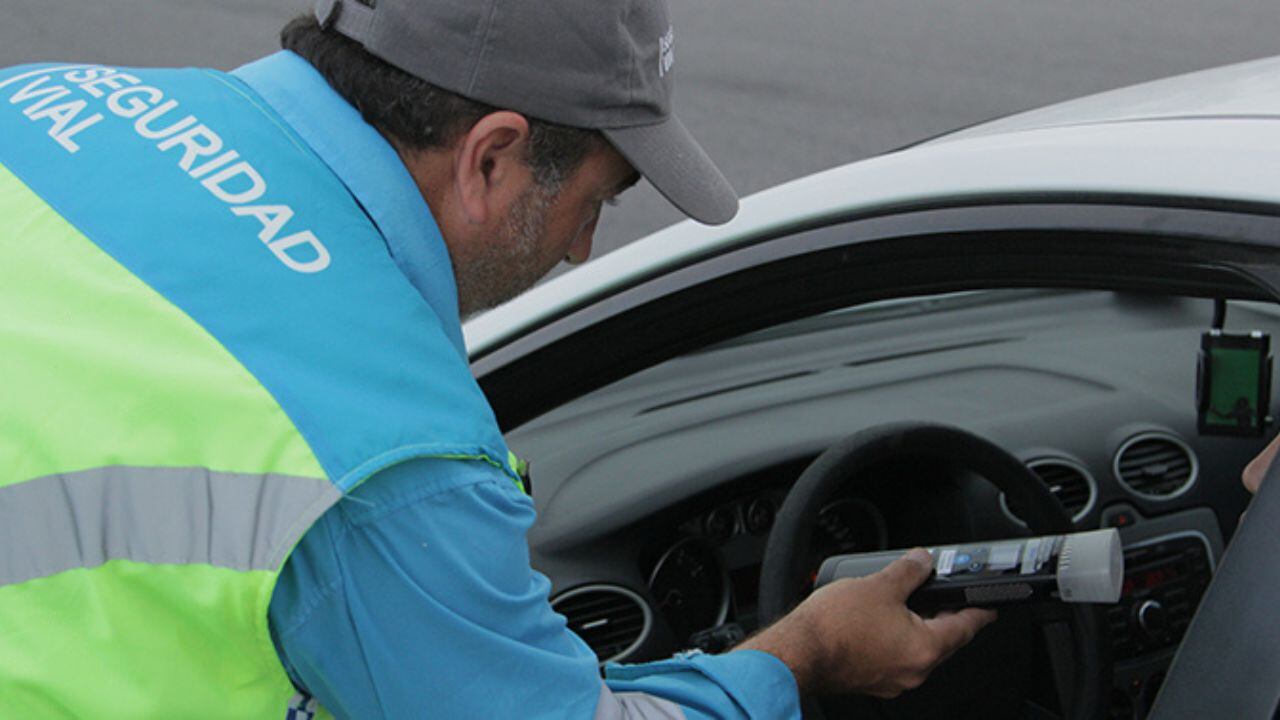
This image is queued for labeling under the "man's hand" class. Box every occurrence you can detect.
[1242,433,1280,494]
[738,549,996,698]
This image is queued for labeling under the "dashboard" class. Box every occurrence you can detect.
[508,289,1275,718]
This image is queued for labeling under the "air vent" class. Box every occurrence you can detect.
[551,585,651,663]
[1114,433,1198,500]
[1001,458,1096,524]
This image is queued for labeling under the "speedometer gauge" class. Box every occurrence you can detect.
[648,538,729,644]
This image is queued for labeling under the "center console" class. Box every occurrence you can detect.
[1106,507,1223,719]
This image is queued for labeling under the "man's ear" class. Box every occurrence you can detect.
[453,111,533,226]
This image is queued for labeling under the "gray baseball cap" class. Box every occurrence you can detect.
[313,0,738,225]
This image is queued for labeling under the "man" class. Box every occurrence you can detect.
[1242,433,1280,495]
[0,1,994,717]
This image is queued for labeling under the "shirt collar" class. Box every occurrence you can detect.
[232,51,466,354]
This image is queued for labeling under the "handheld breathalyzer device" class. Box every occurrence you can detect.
[815,528,1123,612]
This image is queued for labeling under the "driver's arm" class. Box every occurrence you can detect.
[269,456,991,718]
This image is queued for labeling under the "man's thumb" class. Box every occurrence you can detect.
[879,548,934,599]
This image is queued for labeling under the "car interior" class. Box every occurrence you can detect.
[478,199,1280,719]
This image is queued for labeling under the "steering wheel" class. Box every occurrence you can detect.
[758,422,1106,720]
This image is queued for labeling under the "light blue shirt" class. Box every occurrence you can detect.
[235,51,799,720]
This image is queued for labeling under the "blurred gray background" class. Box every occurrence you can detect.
[2,1,1277,258]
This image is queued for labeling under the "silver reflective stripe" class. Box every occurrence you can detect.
[0,466,340,587]
[594,684,687,720]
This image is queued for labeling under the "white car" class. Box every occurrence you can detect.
[467,56,1280,720]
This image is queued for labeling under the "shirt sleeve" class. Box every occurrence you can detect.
[268,456,800,720]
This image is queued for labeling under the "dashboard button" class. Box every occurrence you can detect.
[1102,505,1140,528]
[1135,599,1169,640]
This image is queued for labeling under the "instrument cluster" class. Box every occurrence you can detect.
[645,486,889,647]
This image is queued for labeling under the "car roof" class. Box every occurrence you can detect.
[929,55,1280,145]
[465,56,1280,358]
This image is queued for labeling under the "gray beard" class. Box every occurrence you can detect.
[453,183,558,321]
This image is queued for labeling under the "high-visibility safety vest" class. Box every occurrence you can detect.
[0,62,524,717]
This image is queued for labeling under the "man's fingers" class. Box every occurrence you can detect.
[877,548,934,599]
[922,608,997,656]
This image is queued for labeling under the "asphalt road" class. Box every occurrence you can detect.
[2,1,1278,258]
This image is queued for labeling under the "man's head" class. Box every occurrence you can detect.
[283,0,734,317]
[402,108,639,317]
[283,17,637,316]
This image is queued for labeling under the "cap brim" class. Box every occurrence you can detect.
[603,115,738,226]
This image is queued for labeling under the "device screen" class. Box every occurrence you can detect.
[1199,332,1271,436]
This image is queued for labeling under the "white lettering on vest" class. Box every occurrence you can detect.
[76,70,140,99]
[201,161,266,204]
[231,204,294,243]
[26,99,103,153]
[63,68,112,84]
[106,85,163,118]
[134,100,196,140]
[188,150,239,179]
[7,75,103,153]
[0,65,94,91]
[2,64,331,272]
[268,230,331,274]
[156,124,222,172]
[20,86,71,116]
[8,75,63,106]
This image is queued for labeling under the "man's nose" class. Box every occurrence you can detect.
[565,213,599,265]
